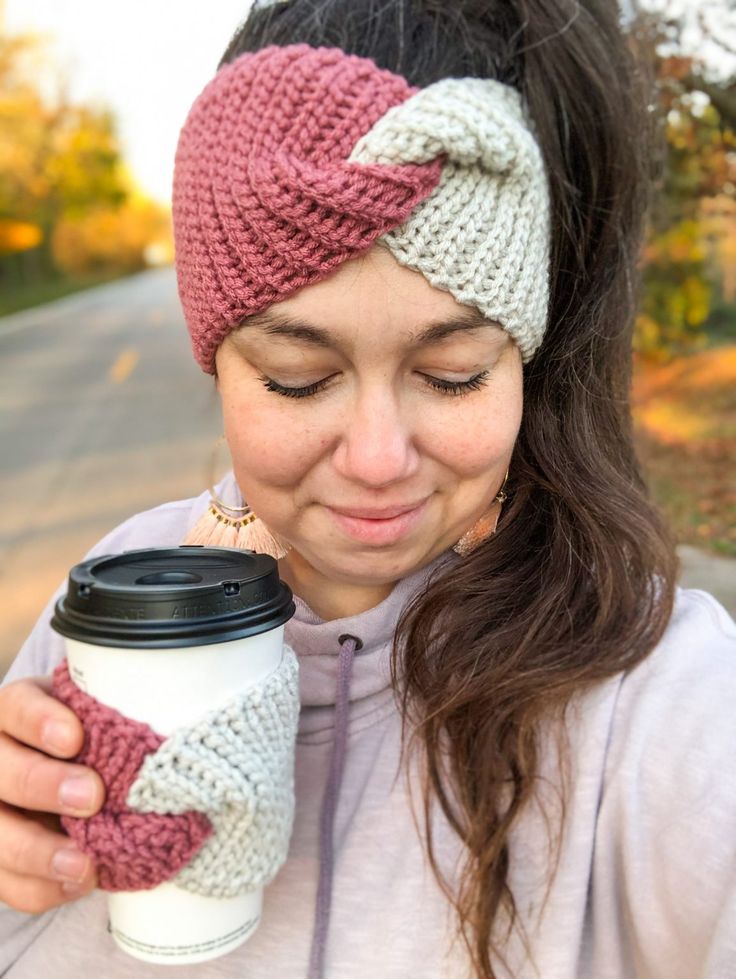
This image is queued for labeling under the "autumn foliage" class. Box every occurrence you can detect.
[617,4,736,556]
[0,27,172,287]
[51,197,173,277]
[632,346,736,555]
[630,9,736,359]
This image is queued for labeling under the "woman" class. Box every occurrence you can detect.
[1,2,735,977]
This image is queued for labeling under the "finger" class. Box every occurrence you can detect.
[0,677,84,759]
[0,732,105,817]
[0,801,97,886]
[19,808,63,834]
[0,864,95,916]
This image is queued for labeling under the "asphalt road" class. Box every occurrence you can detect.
[0,268,221,676]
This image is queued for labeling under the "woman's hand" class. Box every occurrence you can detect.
[0,676,104,913]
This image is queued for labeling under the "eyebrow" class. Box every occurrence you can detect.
[239,307,502,347]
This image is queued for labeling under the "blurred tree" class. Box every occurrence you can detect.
[0,32,130,277]
[52,193,171,277]
[0,218,42,255]
[0,22,172,298]
[629,1,736,358]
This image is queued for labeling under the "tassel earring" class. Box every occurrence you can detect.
[182,436,291,560]
[452,469,509,557]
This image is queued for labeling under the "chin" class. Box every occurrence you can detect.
[300,539,443,584]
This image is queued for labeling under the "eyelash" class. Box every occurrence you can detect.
[257,370,491,399]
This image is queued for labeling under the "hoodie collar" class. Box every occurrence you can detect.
[285,551,456,735]
[287,554,455,712]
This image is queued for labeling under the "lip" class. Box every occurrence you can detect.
[330,501,427,519]
[326,498,430,545]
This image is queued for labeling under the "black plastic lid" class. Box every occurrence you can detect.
[50,546,295,648]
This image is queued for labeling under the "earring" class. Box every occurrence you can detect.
[181,436,291,560]
[452,470,509,557]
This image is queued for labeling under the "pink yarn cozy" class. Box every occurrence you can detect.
[51,659,213,892]
[172,44,444,374]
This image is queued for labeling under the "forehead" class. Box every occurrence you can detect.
[237,244,507,349]
[278,244,467,319]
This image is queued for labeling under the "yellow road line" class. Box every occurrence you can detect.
[108,348,139,384]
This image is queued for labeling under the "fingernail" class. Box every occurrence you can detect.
[42,720,75,754]
[52,848,89,883]
[59,775,96,813]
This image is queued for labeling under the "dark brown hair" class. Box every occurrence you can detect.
[220,3,678,975]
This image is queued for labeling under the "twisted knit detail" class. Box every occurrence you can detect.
[51,647,300,897]
[52,659,213,892]
[127,645,300,897]
[172,43,551,373]
[351,77,551,362]
[173,44,443,373]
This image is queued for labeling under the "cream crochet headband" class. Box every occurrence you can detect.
[172,44,552,373]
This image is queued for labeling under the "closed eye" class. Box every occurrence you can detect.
[257,370,492,399]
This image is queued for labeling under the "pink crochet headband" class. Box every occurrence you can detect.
[172,43,551,374]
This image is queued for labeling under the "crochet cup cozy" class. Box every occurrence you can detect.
[172,43,551,373]
[52,647,300,895]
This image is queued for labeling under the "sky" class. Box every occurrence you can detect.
[5,0,257,205]
[5,1,735,207]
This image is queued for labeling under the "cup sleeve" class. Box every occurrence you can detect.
[51,646,300,897]
[51,658,213,892]
[128,645,301,897]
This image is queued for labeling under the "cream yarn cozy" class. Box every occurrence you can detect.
[126,646,300,898]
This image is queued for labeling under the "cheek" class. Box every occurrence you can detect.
[222,393,331,488]
[420,377,523,475]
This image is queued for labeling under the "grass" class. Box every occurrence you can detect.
[632,341,736,557]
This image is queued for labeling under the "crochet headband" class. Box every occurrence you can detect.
[172,44,551,374]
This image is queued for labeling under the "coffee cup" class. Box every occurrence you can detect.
[50,545,297,965]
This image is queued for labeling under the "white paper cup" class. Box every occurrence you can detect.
[51,547,296,966]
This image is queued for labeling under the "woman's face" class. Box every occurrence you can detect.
[215,243,523,597]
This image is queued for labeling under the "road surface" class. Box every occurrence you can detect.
[0,268,221,676]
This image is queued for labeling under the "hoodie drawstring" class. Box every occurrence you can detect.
[306,633,363,979]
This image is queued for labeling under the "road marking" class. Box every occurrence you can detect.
[109,348,139,383]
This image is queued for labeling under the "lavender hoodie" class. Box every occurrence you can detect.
[1,472,736,978]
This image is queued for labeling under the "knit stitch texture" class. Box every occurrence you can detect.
[172,44,551,372]
[172,44,442,373]
[127,645,300,897]
[350,77,550,362]
[51,646,300,896]
[52,659,212,891]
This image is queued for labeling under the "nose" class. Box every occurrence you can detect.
[332,385,420,488]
